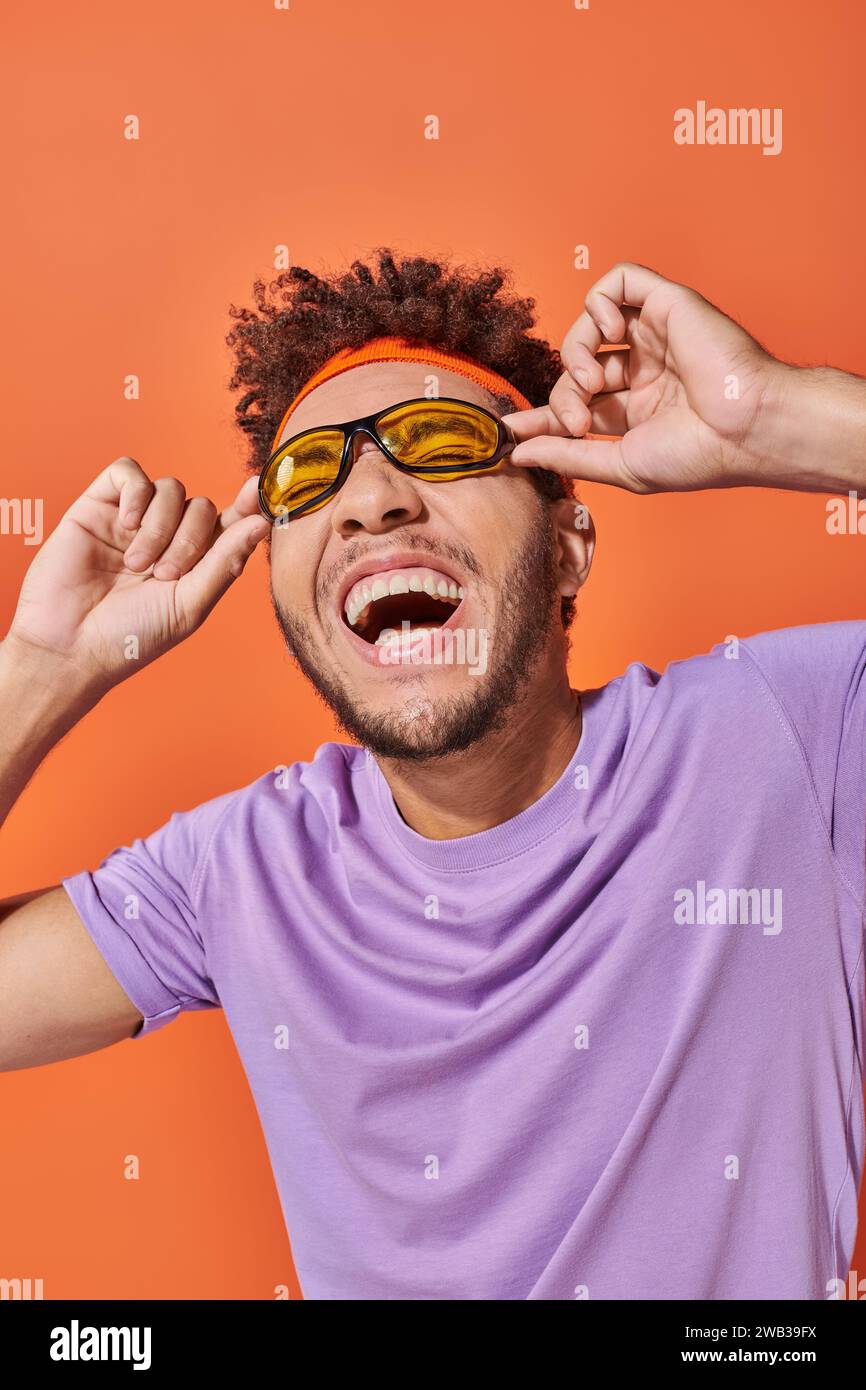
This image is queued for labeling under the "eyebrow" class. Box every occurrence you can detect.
[283,441,341,464]
[390,414,485,447]
[281,410,486,459]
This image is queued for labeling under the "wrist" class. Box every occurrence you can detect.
[742,360,866,493]
[0,632,105,749]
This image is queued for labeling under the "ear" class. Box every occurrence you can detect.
[551,497,595,597]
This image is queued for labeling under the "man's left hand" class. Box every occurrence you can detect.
[502,262,785,494]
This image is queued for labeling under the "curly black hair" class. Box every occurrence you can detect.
[225,246,577,626]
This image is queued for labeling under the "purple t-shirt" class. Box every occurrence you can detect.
[62,622,866,1300]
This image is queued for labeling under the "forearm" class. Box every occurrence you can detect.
[0,635,101,832]
[0,639,142,1065]
[748,361,866,494]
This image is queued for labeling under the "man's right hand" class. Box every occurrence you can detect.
[0,459,272,1068]
[5,457,271,702]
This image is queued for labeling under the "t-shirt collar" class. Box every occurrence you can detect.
[366,693,592,872]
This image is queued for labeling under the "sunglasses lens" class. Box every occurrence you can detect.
[261,429,345,517]
[375,401,501,478]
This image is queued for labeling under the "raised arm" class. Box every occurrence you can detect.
[502,259,866,499]
[0,458,269,1071]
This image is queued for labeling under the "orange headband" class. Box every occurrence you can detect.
[270,336,534,451]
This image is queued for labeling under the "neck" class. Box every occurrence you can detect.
[376,661,582,840]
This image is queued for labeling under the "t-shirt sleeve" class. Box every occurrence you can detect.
[738,620,866,907]
[61,794,231,1039]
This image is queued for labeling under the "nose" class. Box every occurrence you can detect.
[329,430,424,536]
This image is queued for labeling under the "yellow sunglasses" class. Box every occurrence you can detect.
[258,396,516,522]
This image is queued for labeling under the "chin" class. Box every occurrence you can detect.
[331,675,514,762]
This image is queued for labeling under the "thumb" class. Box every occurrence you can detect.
[174,513,270,630]
[510,434,629,486]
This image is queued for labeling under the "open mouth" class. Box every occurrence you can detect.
[342,565,465,646]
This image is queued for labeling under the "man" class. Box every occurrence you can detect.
[1,249,864,1301]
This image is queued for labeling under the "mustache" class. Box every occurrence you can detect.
[316,530,484,607]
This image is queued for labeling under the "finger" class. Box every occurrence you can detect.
[549,347,634,430]
[562,332,635,394]
[560,317,637,376]
[219,474,262,532]
[501,403,573,442]
[509,434,631,487]
[582,261,671,342]
[548,371,594,437]
[151,496,219,581]
[174,514,271,630]
[83,457,155,531]
[561,310,606,362]
[504,355,632,442]
[123,477,187,573]
[560,345,632,398]
[510,426,621,471]
[561,340,608,395]
[515,366,598,441]
[592,350,631,395]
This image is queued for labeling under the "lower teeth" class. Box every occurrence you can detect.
[374,626,440,647]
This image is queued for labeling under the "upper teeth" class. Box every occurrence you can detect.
[344,566,465,628]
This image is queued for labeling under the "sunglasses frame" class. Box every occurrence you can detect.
[259,395,518,523]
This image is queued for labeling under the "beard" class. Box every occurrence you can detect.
[270,501,563,763]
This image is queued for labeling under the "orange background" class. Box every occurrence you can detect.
[2,0,865,1299]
